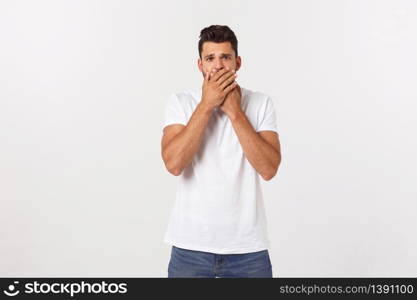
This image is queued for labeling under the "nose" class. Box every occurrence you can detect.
[214,58,224,70]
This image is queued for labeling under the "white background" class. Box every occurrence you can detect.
[1,0,416,277]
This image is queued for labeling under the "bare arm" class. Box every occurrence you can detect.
[230,110,281,181]
[161,102,213,176]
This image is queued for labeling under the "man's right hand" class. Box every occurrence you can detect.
[201,67,238,110]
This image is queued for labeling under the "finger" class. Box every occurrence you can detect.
[216,69,235,86]
[220,72,237,91]
[209,68,217,81]
[219,71,237,89]
[222,81,238,96]
[211,67,229,82]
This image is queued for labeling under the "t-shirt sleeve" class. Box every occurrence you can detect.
[257,96,278,132]
[163,93,187,129]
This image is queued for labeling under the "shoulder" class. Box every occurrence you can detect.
[241,87,273,108]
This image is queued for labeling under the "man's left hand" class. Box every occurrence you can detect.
[220,82,242,119]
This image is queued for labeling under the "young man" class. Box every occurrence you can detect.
[161,25,281,278]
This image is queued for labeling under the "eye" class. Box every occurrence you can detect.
[207,57,213,61]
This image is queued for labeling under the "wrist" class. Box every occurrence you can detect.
[228,108,245,122]
[199,99,215,115]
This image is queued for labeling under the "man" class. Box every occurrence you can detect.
[161,25,281,278]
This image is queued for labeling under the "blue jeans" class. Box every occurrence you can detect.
[168,246,273,278]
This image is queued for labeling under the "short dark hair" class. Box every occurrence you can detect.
[198,25,238,59]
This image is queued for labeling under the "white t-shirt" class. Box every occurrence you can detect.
[162,86,278,254]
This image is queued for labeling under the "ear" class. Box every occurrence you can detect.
[235,56,242,72]
[197,58,203,72]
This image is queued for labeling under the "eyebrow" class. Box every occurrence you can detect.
[204,53,232,59]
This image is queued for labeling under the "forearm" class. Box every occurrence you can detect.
[230,110,280,180]
[163,101,213,175]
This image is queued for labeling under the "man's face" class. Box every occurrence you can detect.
[198,41,241,78]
